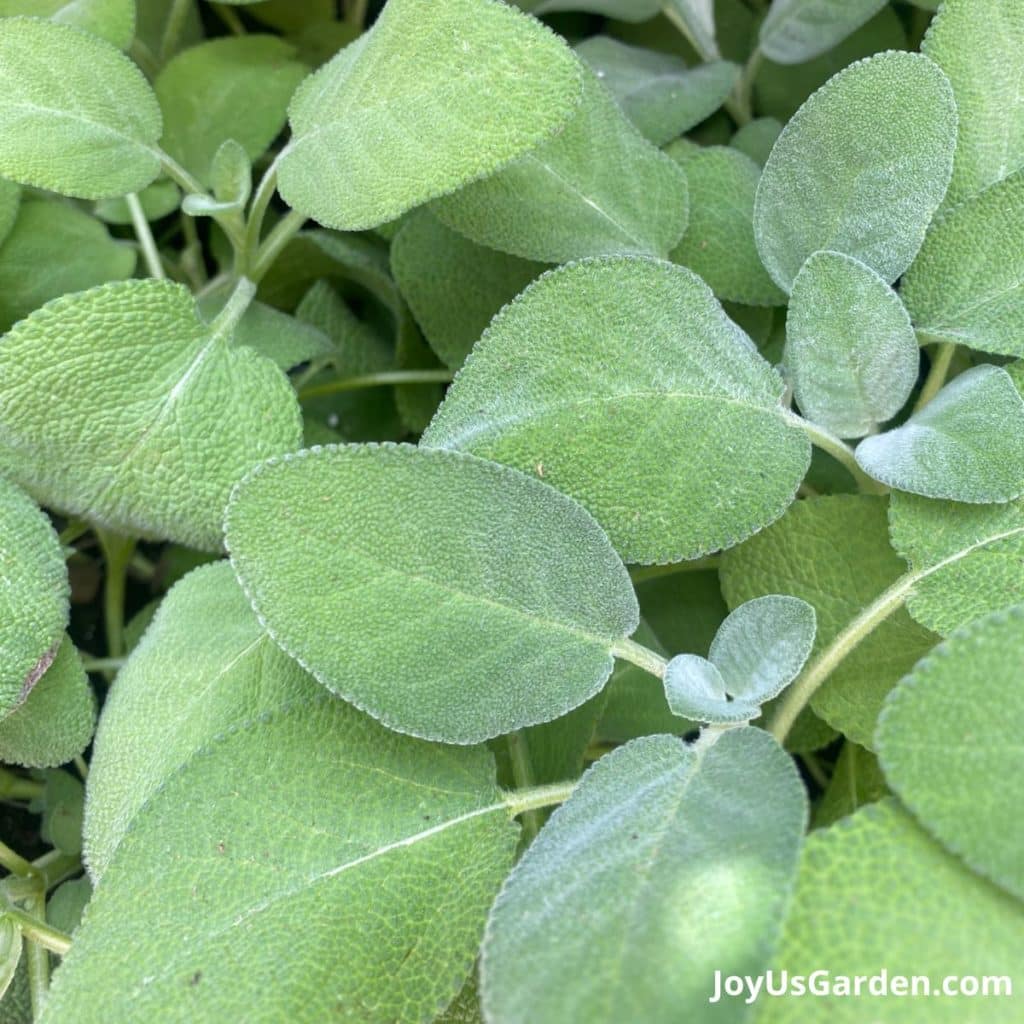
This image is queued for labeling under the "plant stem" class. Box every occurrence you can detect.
[160,0,192,62]
[731,47,762,125]
[24,890,50,1017]
[0,769,43,803]
[783,410,888,495]
[628,555,720,584]
[610,638,668,680]
[345,0,369,27]
[157,150,208,199]
[503,780,577,817]
[3,854,81,901]
[126,193,166,280]
[212,277,257,339]
[96,530,136,661]
[506,732,542,841]
[242,155,282,274]
[58,519,90,550]
[251,208,307,282]
[299,369,455,401]
[914,340,957,411]
[4,907,71,957]
[73,755,89,781]
[213,3,246,35]
[81,656,127,674]
[0,840,36,879]
[180,213,207,290]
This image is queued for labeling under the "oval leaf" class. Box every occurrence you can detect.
[759,0,888,65]
[664,655,761,723]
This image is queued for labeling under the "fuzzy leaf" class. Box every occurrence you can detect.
[277,0,582,231]
[759,801,1024,1023]
[94,180,180,225]
[664,656,760,723]
[528,0,661,21]
[84,562,323,881]
[481,730,807,1024]
[423,257,809,563]
[434,67,688,263]
[669,146,786,306]
[759,0,887,65]
[156,36,307,183]
[0,475,68,718]
[855,365,1024,503]
[901,171,1024,357]
[877,606,1024,900]
[730,117,783,166]
[664,0,719,59]
[923,0,1024,206]
[225,443,639,744]
[754,51,957,292]
[43,698,518,1024]
[0,0,135,49]
[0,17,161,198]
[0,280,302,550]
[786,250,918,437]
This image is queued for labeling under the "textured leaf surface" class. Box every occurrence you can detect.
[481,730,807,1024]
[901,171,1024,357]
[669,146,786,306]
[754,52,957,292]
[0,17,161,198]
[424,257,809,563]
[730,117,783,166]
[529,0,661,21]
[434,67,688,263]
[889,490,1024,636]
[855,366,1024,503]
[0,199,136,332]
[0,0,135,49]
[278,0,581,230]
[786,250,918,438]
[0,636,94,768]
[759,801,1024,1023]
[877,606,1024,900]
[156,36,307,183]
[226,443,638,744]
[0,475,68,717]
[391,211,544,369]
[0,281,302,550]
[94,180,180,225]
[759,0,887,64]
[84,562,323,881]
[576,36,736,145]
[923,0,1024,206]
[44,698,518,1024]
[721,496,937,747]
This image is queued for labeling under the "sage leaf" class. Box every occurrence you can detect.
[877,606,1024,900]
[901,171,1024,357]
[47,878,91,938]
[812,740,888,828]
[423,257,810,563]
[0,280,302,550]
[730,116,783,166]
[923,0,1024,207]
[759,0,887,65]
[855,365,1024,503]
[481,729,807,1024]
[0,17,161,198]
[786,250,918,438]
[225,443,639,744]
[669,146,787,306]
[528,0,661,21]
[0,475,68,718]
[94,180,180,225]
[84,562,323,881]
[44,698,518,1024]
[754,51,957,292]
[664,656,760,723]
[664,0,719,59]
[759,801,1024,1023]
[277,0,582,231]
[433,67,688,263]
[0,0,135,50]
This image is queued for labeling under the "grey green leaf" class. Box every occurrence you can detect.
[0,0,135,49]
[759,0,887,65]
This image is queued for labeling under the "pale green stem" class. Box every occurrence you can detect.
[242,155,282,274]
[73,755,89,781]
[81,656,127,674]
[180,213,207,290]
[731,47,762,125]
[783,410,888,495]
[503,780,577,817]
[160,0,192,62]
[58,520,90,549]
[4,908,71,957]
[3,854,81,901]
[0,769,43,802]
[0,840,36,879]
[96,530,136,661]
[915,340,957,411]
[211,277,257,338]
[251,208,307,282]
[213,3,246,34]
[345,0,369,27]
[299,369,454,401]
[610,638,668,680]
[506,733,542,841]
[156,149,208,199]
[24,890,49,1016]
[629,556,720,584]
[126,193,166,280]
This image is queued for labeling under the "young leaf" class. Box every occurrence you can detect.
[786,250,918,438]
[0,475,69,718]
[44,698,518,1024]
[0,17,161,198]
[669,146,787,306]
[888,489,1024,636]
[277,0,582,231]
[0,636,94,769]
[0,0,135,50]
[433,67,689,263]
[754,51,957,292]
[225,443,639,744]
[759,0,888,65]
[0,280,302,550]
[855,366,1024,503]
[901,171,1024,357]
[877,606,1024,901]
[923,0,1024,207]
[481,729,807,1024]
[0,198,137,332]
[758,801,1024,1023]
[720,495,937,747]
[575,36,737,146]
[664,656,760,723]
[155,36,307,183]
[83,562,323,881]
[423,257,810,563]
[391,210,545,369]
